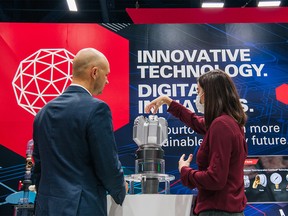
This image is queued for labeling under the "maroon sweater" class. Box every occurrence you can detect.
[168,101,247,214]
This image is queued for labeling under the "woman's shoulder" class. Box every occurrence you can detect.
[211,114,238,128]
[210,114,242,137]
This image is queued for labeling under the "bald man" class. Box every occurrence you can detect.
[32,48,126,215]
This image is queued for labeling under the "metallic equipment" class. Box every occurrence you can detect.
[8,139,36,216]
[22,139,34,204]
[126,115,174,194]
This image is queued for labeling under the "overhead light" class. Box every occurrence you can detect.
[67,0,78,11]
[258,0,281,7]
[201,1,224,8]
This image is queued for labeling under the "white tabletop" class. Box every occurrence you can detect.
[107,194,195,216]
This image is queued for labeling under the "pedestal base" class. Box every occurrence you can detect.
[125,173,175,194]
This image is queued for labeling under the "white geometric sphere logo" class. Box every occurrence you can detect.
[12,48,75,116]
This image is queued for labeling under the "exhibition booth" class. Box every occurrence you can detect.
[1,7,288,216]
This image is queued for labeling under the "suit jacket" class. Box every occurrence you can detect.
[32,85,126,216]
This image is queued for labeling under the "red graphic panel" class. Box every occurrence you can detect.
[276,84,288,105]
[0,23,129,157]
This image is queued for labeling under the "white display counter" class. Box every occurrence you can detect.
[107,194,195,216]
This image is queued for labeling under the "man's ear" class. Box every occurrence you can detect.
[92,67,98,79]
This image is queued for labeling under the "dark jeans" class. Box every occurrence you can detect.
[198,210,245,216]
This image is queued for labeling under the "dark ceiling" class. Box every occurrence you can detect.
[0,0,288,23]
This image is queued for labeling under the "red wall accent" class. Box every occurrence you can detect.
[126,7,288,24]
[0,23,129,157]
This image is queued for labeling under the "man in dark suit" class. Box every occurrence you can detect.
[32,48,126,215]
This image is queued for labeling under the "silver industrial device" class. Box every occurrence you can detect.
[125,115,174,194]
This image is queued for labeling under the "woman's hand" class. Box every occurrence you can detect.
[178,154,193,173]
[144,95,173,114]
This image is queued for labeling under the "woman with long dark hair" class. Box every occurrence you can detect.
[145,69,248,216]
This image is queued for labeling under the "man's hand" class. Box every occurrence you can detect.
[125,182,129,193]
